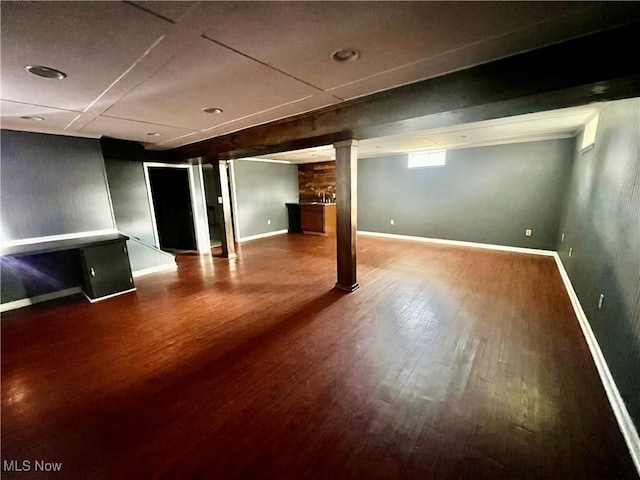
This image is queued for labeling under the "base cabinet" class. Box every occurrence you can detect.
[301,204,336,236]
[80,240,134,300]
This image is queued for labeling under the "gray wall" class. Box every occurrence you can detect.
[233,160,299,239]
[358,139,574,250]
[104,159,156,246]
[1,130,115,242]
[556,98,640,430]
[103,159,175,273]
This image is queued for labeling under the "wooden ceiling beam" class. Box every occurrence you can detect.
[170,21,640,162]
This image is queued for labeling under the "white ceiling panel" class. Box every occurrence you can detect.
[185,92,340,142]
[0,100,86,137]
[149,92,341,150]
[0,2,170,111]
[80,116,196,146]
[129,1,199,23]
[329,3,638,101]
[199,2,592,92]
[103,36,320,131]
[1,2,635,149]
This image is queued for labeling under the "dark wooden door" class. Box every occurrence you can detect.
[148,167,197,251]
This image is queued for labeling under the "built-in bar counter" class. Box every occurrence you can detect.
[286,203,336,236]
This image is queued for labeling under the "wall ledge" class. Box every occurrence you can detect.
[1,229,118,251]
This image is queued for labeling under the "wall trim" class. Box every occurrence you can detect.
[132,263,178,278]
[238,229,287,243]
[143,163,211,254]
[1,287,82,313]
[1,229,119,251]
[83,287,136,304]
[228,160,241,241]
[553,253,640,475]
[357,231,556,256]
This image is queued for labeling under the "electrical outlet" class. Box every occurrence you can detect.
[390,219,395,225]
[267,219,271,225]
[598,293,605,309]
[217,196,223,204]
[569,247,573,257]
[561,233,565,242]
[525,229,532,237]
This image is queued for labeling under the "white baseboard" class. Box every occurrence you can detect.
[552,253,640,474]
[357,231,555,256]
[0,287,82,313]
[82,287,136,304]
[238,229,287,243]
[132,262,178,278]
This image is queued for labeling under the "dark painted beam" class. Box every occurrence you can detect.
[170,21,640,162]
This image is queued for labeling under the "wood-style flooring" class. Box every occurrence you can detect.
[1,234,637,479]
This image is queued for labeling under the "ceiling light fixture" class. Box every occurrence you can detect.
[203,107,223,114]
[146,132,162,137]
[25,65,67,79]
[456,135,467,139]
[331,48,360,62]
[20,115,45,121]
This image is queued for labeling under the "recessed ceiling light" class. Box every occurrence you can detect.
[331,48,360,62]
[146,132,162,137]
[456,135,467,139]
[20,115,45,121]
[25,65,67,80]
[203,107,223,114]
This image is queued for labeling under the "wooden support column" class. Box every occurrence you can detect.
[218,160,237,259]
[334,139,358,292]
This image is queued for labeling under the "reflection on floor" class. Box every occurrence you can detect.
[1,234,636,478]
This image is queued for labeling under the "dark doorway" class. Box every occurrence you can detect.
[148,167,197,251]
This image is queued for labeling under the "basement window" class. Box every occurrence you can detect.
[408,150,447,168]
[580,114,599,152]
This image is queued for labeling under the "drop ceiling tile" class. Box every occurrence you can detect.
[150,93,340,150]
[80,116,196,146]
[0,100,84,136]
[200,93,340,137]
[104,37,319,131]
[0,2,170,111]
[199,2,592,92]
[329,3,640,101]
[129,1,198,23]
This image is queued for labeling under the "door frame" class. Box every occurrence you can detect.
[143,162,211,254]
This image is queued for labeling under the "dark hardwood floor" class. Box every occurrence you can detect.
[1,234,636,479]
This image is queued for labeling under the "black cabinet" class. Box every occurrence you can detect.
[80,240,134,300]
[285,203,302,233]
